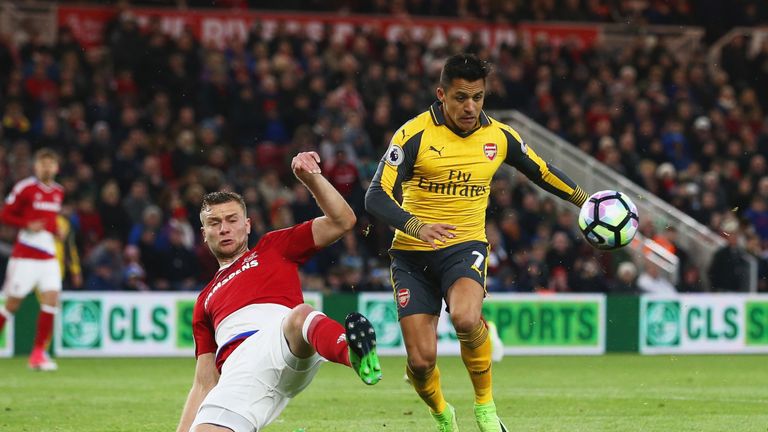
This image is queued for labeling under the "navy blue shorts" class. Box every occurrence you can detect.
[389,241,489,319]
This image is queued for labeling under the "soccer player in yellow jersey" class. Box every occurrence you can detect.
[55,215,82,289]
[365,54,589,432]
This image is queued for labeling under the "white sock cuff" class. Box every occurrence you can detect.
[301,311,326,344]
[40,304,58,315]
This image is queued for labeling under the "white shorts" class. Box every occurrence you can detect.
[192,319,324,432]
[2,258,61,298]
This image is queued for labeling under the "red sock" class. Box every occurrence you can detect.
[302,312,351,367]
[33,305,56,350]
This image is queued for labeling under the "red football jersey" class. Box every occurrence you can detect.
[192,220,319,366]
[0,177,64,259]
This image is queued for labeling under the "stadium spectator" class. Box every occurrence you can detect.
[637,259,677,295]
[652,225,691,290]
[545,231,575,275]
[162,222,198,291]
[84,234,125,291]
[116,244,145,292]
[128,206,170,255]
[709,218,752,292]
[610,261,640,294]
[571,256,610,293]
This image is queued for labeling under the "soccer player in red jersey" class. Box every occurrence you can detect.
[177,152,382,432]
[0,148,64,371]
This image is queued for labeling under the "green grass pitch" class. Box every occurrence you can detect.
[1,355,767,431]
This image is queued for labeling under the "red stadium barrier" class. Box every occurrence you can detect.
[57,5,599,51]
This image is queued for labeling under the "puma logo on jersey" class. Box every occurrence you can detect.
[428,146,444,157]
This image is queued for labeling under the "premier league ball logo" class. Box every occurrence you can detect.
[386,144,404,166]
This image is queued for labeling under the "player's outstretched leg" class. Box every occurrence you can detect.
[474,400,509,432]
[344,312,382,385]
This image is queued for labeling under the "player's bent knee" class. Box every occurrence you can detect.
[283,304,321,358]
[37,291,60,309]
[408,355,437,375]
[2,298,22,314]
[291,303,315,318]
[450,312,482,334]
[286,304,315,332]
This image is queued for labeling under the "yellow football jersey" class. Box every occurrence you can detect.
[56,215,81,279]
[366,102,587,251]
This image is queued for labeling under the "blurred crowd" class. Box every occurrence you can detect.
[0,2,767,294]
[97,0,767,41]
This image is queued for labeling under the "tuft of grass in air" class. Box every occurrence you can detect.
[1,355,767,431]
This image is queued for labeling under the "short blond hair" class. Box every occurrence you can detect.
[199,191,247,223]
[34,147,60,163]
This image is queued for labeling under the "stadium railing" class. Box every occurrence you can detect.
[0,2,57,46]
[707,26,768,81]
[490,110,758,292]
[601,22,704,64]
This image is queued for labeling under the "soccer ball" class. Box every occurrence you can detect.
[578,190,639,250]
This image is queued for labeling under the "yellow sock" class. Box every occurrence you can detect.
[406,364,447,413]
[457,321,493,404]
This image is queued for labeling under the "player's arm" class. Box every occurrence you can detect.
[0,187,37,229]
[365,132,422,236]
[365,132,455,248]
[291,151,357,248]
[0,205,27,228]
[502,128,588,207]
[176,353,219,432]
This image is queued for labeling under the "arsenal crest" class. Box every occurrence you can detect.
[397,289,410,308]
[484,143,497,160]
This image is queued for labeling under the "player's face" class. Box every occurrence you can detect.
[201,201,251,262]
[437,78,485,133]
[34,157,59,183]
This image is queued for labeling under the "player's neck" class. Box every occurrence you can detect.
[217,246,248,268]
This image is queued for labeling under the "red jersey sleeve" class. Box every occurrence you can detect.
[192,295,217,357]
[259,220,319,264]
[0,183,30,228]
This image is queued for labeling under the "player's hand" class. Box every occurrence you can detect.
[72,273,83,288]
[27,220,45,232]
[291,151,322,179]
[417,223,456,249]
